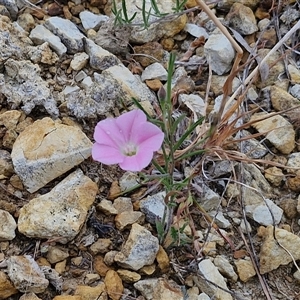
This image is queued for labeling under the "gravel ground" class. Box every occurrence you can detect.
[0,0,300,299]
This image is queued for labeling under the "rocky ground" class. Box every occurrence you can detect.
[0,0,300,299]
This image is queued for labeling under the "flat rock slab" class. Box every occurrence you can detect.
[259,226,300,274]
[18,169,98,243]
[11,117,92,193]
[196,259,233,300]
[250,112,295,154]
[7,255,49,293]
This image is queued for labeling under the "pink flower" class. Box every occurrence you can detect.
[92,109,164,171]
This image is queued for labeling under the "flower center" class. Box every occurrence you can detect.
[121,142,138,156]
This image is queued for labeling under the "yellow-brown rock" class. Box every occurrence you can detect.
[53,296,82,300]
[104,270,124,300]
[156,246,170,273]
[234,259,256,282]
[0,271,18,299]
[74,283,106,300]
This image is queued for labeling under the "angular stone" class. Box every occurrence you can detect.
[46,246,69,264]
[0,209,16,241]
[53,296,81,300]
[0,271,18,298]
[195,259,232,300]
[204,29,235,75]
[70,52,89,71]
[90,238,112,255]
[101,64,157,104]
[79,10,109,31]
[264,167,284,186]
[94,255,110,276]
[134,278,158,300]
[156,245,170,273]
[0,149,14,177]
[104,270,124,300]
[259,226,300,274]
[0,59,59,117]
[18,169,97,243]
[117,269,141,283]
[140,191,167,224]
[152,278,184,300]
[179,94,206,116]
[250,112,295,154]
[19,293,42,300]
[115,211,144,230]
[226,3,258,35]
[0,110,21,130]
[11,117,92,193]
[288,64,300,84]
[234,259,256,282]
[270,85,300,112]
[29,25,67,56]
[113,197,133,213]
[45,17,85,53]
[114,223,159,271]
[256,49,285,88]
[141,62,168,81]
[84,38,120,71]
[74,283,106,300]
[185,23,209,38]
[0,0,18,19]
[286,152,300,175]
[214,255,238,282]
[97,200,118,215]
[7,255,49,293]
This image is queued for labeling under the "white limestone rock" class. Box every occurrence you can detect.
[17,169,98,243]
[11,117,92,193]
[114,223,159,271]
[0,209,16,241]
[141,62,168,81]
[250,112,295,154]
[7,255,49,293]
[0,59,59,117]
[196,259,233,300]
[44,17,85,54]
[204,29,235,75]
[140,191,167,225]
[84,38,120,71]
[29,24,67,56]
[79,10,109,31]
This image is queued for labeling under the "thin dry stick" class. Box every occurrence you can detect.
[195,0,243,123]
[239,227,274,300]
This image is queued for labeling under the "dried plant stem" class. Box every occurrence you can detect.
[195,0,243,123]
[239,227,273,300]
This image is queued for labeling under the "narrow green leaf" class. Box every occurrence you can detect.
[170,113,186,135]
[173,116,205,151]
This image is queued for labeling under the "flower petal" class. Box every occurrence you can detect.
[92,143,124,164]
[115,109,147,141]
[131,122,164,151]
[119,148,154,171]
[94,118,126,147]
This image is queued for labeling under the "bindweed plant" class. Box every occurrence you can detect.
[93,52,210,245]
